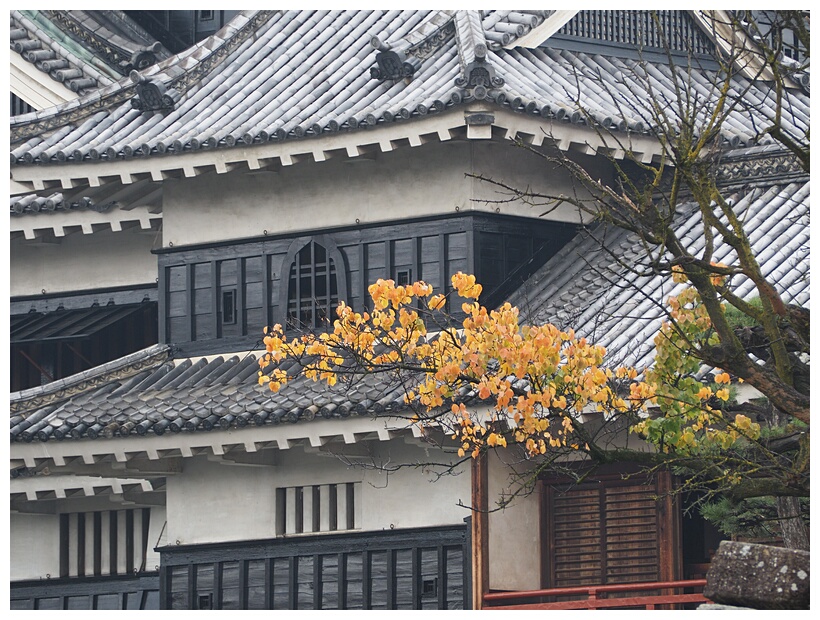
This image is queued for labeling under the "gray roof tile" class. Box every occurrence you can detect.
[509,152,810,371]
[11,10,808,164]
[9,340,415,443]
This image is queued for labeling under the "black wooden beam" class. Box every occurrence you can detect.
[77,513,86,577]
[337,553,347,610]
[287,557,297,610]
[358,242,367,311]
[186,563,195,610]
[185,263,194,341]
[386,548,396,609]
[109,511,118,577]
[328,484,337,531]
[362,551,371,609]
[141,508,151,573]
[313,554,322,609]
[437,545,446,609]
[213,561,223,610]
[262,254,271,330]
[411,546,420,609]
[264,557,273,610]
[211,260,219,339]
[93,512,102,576]
[238,257,247,336]
[59,513,69,578]
[239,559,249,609]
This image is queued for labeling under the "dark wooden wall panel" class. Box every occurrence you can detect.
[220,260,237,286]
[244,282,264,311]
[159,215,579,356]
[159,525,468,610]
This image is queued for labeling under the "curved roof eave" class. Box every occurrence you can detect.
[10,104,669,194]
[9,10,810,192]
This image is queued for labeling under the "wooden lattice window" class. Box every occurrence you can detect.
[59,508,152,578]
[275,482,360,535]
[286,240,339,330]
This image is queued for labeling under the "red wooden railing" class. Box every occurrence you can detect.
[483,579,709,610]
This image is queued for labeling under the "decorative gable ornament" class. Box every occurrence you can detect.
[129,71,180,112]
[369,37,419,81]
[455,59,504,100]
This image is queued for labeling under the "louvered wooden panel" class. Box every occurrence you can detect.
[545,474,664,589]
[551,487,602,587]
[604,484,659,584]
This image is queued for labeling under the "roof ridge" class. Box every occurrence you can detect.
[453,10,505,100]
[454,10,488,69]
[10,11,276,144]
[41,10,143,75]
[401,10,456,52]
[10,343,172,415]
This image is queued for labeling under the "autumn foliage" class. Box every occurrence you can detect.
[258,273,760,465]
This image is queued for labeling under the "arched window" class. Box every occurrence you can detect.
[281,238,347,331]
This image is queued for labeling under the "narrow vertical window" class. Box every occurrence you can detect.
[222,289,236,325]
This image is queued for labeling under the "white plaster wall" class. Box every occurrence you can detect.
[470,141,613,223]
[161,140,602,248]
[145,505,167,571]
[486,449,542,591]
[356,440,469,532]
[10,228,158,297]
[9,513,60,581]
[165,457,279,546]
[162,141,472,248]
[165,439,469,546]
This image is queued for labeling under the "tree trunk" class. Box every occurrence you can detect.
[776,496,809,550]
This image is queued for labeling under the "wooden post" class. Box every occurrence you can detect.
[657,470,681,583]
[471,452,489,610]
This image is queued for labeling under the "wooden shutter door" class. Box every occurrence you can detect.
[547,485,603,587]
[543,470,678,589]
[602,481,660,584]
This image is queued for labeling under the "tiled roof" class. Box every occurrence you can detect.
[10,150,809,445]
[9,343,413,444]
[10,10,809,163]
[10,10,168,103]
[508,148,810,371]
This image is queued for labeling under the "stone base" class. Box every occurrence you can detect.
[704,541,810,609]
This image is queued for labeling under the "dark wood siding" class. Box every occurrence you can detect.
[10,573,160,610]
[158,215,578,356]
[160,525,469,610]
